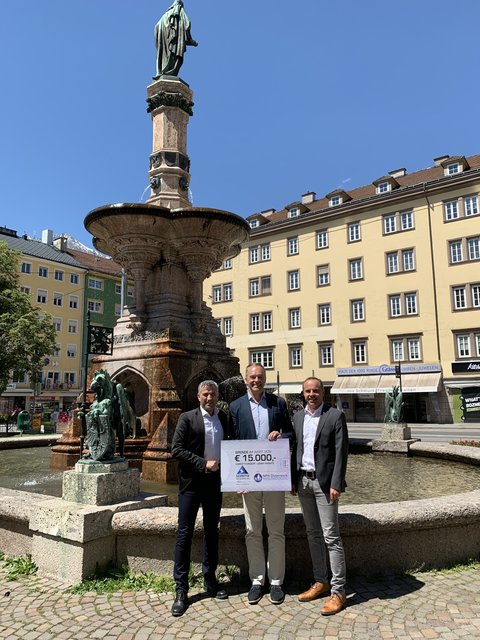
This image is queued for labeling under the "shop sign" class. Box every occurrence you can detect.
[460,387,480,423]
[6,383,16,390]
[452,361,480,374]
[337,363,441,376]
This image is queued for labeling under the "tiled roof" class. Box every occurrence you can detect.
[66,248,123,277]
[0,233,86,268]
[253,153,480,227]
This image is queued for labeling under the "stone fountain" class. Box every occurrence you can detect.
[51,3,249,482]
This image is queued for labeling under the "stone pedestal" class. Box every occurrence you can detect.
[146,76,193,209]
[29,493,167,585]
[381,423,411,440]
[62,459,140,506]
[372,423,420,454]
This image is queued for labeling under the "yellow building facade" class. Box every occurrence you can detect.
[205,154,480,424]
[0,229,86,414]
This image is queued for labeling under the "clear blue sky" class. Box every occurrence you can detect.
[1,1,479,249]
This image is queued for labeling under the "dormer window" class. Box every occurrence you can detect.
[377,181,391,194]
[249,219,259,229]
[288,207,300,218]
[330,195,342,207]
[446,162,460,176]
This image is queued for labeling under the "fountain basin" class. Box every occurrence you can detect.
[1,441,479,581]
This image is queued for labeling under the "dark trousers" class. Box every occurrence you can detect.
[173,471,222,593]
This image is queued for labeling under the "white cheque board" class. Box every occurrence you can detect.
[221,438,291,492]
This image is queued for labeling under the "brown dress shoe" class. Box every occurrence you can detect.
[298,581,330,602]
[321,592,346,615]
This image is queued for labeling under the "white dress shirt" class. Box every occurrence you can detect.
[301,404,323,471]
[248,391,269,440]
[201,406,223,463]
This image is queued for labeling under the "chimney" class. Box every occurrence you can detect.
[41,229,54,245]
[434,155,449,167]
[388,168,406,178]
[53,236,68,251]
[260,208,276,216]
[301,191,316,205]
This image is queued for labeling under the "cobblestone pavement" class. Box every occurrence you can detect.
[0,566,479,640]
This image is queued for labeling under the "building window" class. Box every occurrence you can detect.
[249,247,259,263]
[19,285,31,294]
[288,207,299,218]
[289,308,301,329]
[449,240,463,263]
[383,215,397,234]
[37,289,47,304]
[403,249,415,271]
[261,244,270,261]
[223,259,232,269]
[52,317,62,332]
[88,300,103,313]
[401,211,414,230]
[64,372,76,386]
[54,270,64,281]
[67,344,77,358]
[68,320,78,334]
[446,162,460,175]
[69,295,78,309]
[250,312,272,333]
[289,346,302,368]
[38,266,48,278]
[70,273,79,284]
[249,219,259,229]
[249,349,274,369]
[212,283,233,302]
[451,283,480,310]
[377,181,390,194]
[115,304,121,317]
[222,317,233,336]
[351,299,365,322]
[319,343,333,367]
[316,230,328,249]
[88,278,104,290]
[318,304,331,325]
[288,270,300,291]
[115,284,122,295]
[352,340,367,364]
[249,276,271,297]
[389,292,418,317]
[52,345,61,357]
[391,336,422,362]
[348,222,361,242]
[21,262,32,274]
[464,195,479,217]
[468,237,480,261]
[127,286,134,297]
[329,195,342,207]
[349,258,363,280]
[287,237,299,256]
[444,200,459,221]
[387,252,399,274]
[317,264,330,286]
[454,332,480,358]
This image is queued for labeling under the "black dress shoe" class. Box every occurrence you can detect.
[204,580,229,600]
[171,590,188,616]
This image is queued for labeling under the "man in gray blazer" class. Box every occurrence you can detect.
[291,377,349,615]
[229,363,292,605]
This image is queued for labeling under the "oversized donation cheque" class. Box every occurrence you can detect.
[220,439,291,492]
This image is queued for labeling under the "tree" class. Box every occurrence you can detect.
[0,241,56,395]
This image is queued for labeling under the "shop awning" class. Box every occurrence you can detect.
[331,375,381,394]
[331,372,441,394]
[376,373,441,393]
[443,379,480,389]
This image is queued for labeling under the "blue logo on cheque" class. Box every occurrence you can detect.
[237,466,249,476]
[254,473,262,483]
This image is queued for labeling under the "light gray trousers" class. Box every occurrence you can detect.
[298,476,346,594]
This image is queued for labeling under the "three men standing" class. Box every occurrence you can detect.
[170,380,228,616]
[291,377,349,615]
[229,364,292,605]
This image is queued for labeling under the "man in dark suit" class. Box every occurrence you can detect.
[229,363,292,606]
[170,380,228,616]
[291,377,349,616]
